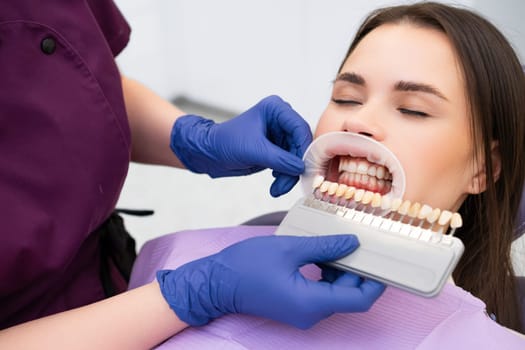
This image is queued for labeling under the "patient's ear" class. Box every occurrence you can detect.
[467,141,501,194]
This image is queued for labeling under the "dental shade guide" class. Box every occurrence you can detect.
[275,132,464,298]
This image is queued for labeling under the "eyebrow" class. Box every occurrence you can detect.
[335,72,365,85]
[395,81,448,101]
[335,72,449,101]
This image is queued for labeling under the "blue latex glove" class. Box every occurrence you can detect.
[170,95,313,197]
[157,235,385,329]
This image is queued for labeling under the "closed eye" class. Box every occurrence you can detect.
[332,98,362,105]
[398,108,429,117]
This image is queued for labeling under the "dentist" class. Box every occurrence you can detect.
[0,1,384,348]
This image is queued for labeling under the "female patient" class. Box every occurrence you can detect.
[129,2,525,348]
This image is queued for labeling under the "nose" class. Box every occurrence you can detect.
[341,105,385,141]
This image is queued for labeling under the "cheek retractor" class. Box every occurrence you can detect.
[275,132,465,298]
[302,132,406,201]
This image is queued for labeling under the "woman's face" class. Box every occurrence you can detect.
[315,23,480,211]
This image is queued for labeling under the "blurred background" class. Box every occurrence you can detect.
[113,0,525,271]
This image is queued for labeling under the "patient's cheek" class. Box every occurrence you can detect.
[316,108,345,136]
[313,111,331,137]
[314,120,332,138]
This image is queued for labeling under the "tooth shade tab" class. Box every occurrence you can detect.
[328,182,338,195]
[336,184,348,197]
[448,212,463,236]
[427,208,441,224]
[380,196,392,210]
[450,213,463,228]
[361,191,374,205]
[408,202,421,218]
[312,175,325,189]
[391,198,403,211]
[418,204,433,220]
[398,200,411,215]
[438,210,453,226]
[371,193,382,208]
[354,189,365,202]
[344,186,356,199]
[320,181,330,193]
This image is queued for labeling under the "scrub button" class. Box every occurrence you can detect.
[41,37,56,55]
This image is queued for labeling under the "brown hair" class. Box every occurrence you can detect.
[338,2,525,331]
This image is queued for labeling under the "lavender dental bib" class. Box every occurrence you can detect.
[129,226,525,349]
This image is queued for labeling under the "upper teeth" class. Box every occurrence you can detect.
[339,157,391,180]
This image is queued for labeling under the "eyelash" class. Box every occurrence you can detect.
[332,99,429,117]
[398,108,429,117]
[332,98,361,105]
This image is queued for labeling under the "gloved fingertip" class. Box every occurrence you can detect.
[289,234,360,265]
[262,94,286,106]
[291,159,305,175]
[270,175,299,197]
[330,234,360,253]
[256,145,304,176]
[321,234,360,259]
[345,234,360,248]
[276,153,305,175]
[362,278,387,297]
[297,134,313,158]
[333,272,362,288]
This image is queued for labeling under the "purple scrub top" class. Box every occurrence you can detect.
[0,0,131,328]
